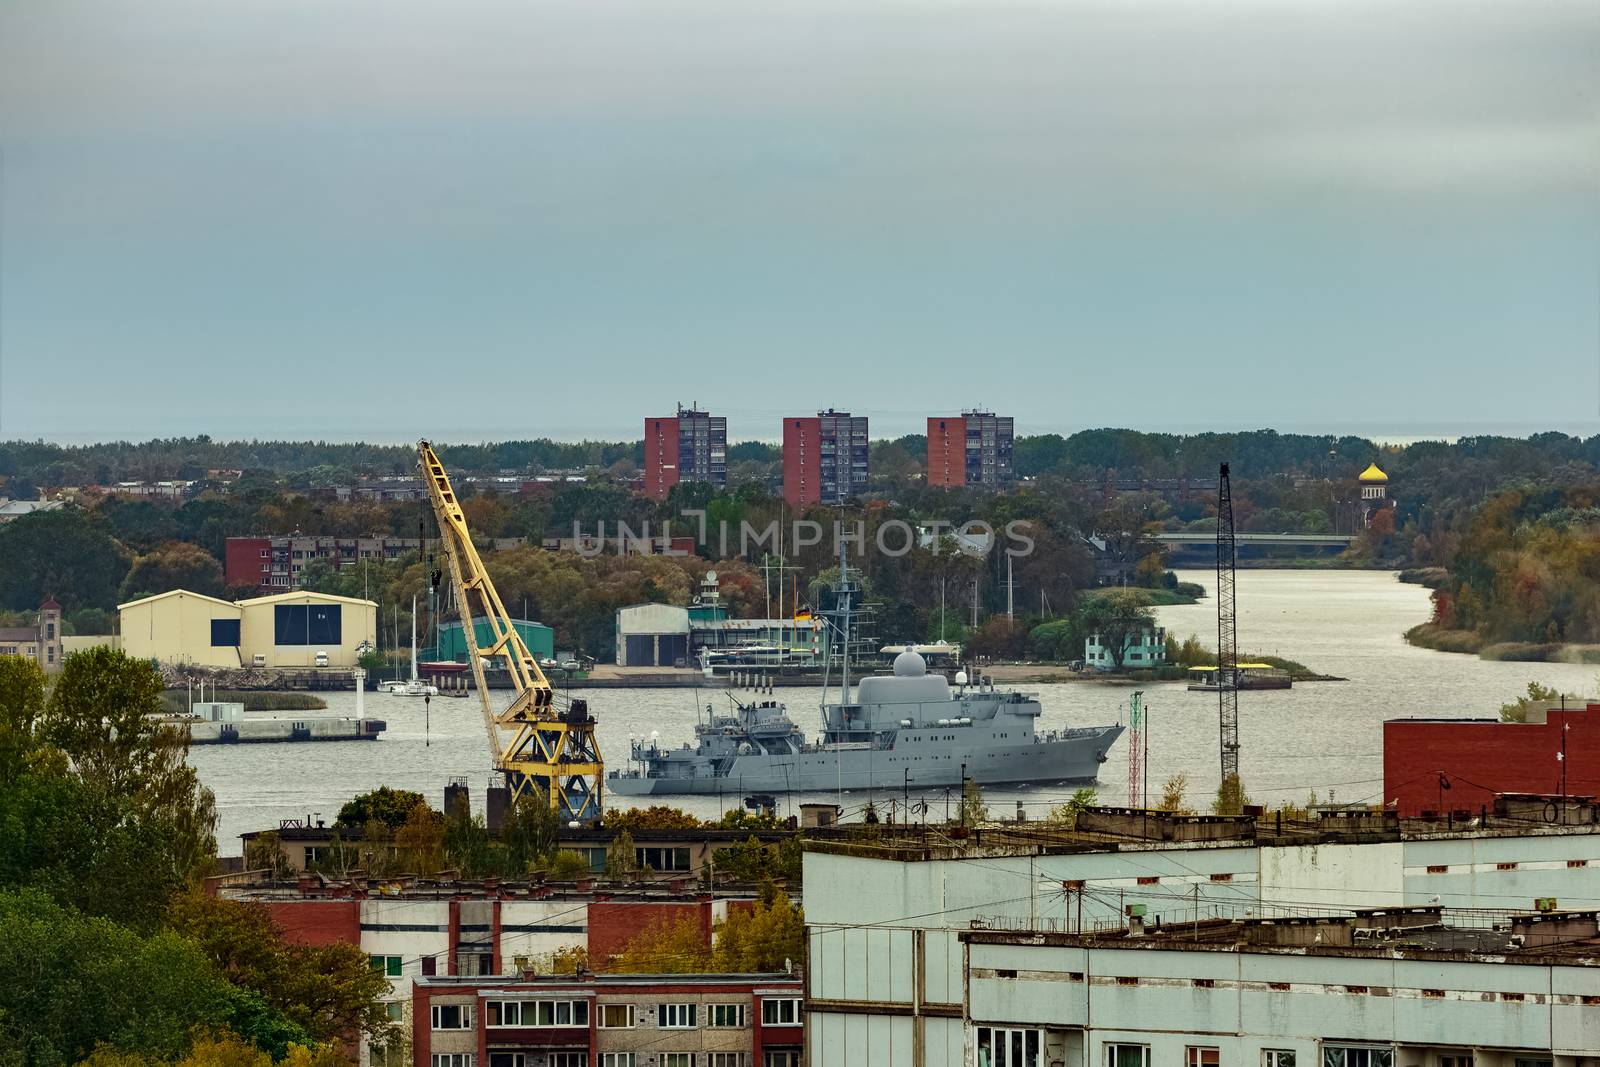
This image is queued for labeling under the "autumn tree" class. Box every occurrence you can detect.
[120,541,228,600]
[1157,773,1193,815]
[709,886,805,972]
[608,914,710,973]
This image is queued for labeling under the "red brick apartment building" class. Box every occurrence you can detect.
[926,410,1014,489]
[643,405,727,500]
[781,410,868,508]
[227,535,521,594]
[414,971,803,1067]
[1384,701,1600,816]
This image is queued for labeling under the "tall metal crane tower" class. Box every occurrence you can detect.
[1216,462,1240,784]
[418,441,604,822]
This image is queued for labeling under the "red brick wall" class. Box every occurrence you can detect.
[587,900,709,964]
[783,417,821,508]
[264,899,360,947]
[224,537,270,591]
[1383,705,1600,816]
[644,418,681,500]
[926,417,965,487]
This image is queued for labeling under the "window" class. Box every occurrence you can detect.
[659,1003,697,1028]
[548,1055,586,1067]
[600,1057,637,1067]
[708,1056,748,1067]
[663,1056,694,1067]
[488,1056,524,1067]
[430,1004,472,1030]
[763,1055,800,1067]
[1439,1058,1473,1067]
[369,955,402,978]
[598,1003,636,1028]
[1512,1061,1552,1067]
[709,1003,747,1027]
[636,846,693,871]
[1321,1047,1393,1067]
[485,999,589,1027]
[1263,1053,1297,1067]
[210,618,241,647]
[1104,1046,1150,1067]
[977,1027,1043,1067]
[1186,1049,1219,1067]
[761,998,801,1026]
[431,1057,473,1067]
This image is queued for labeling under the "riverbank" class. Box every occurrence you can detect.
[1403,622,1600,664]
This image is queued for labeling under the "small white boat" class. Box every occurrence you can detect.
[385,596,439,698]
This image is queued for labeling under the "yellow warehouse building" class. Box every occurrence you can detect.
[119,589,377,669]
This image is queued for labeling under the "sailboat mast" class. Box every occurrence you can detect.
[410,594,419,683]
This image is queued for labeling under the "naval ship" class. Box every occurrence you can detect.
[606,648,1123,795]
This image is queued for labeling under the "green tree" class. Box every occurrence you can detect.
[0,507,132,612]
[243,832,293,879]
[120,542,228,601]
[395,801,446,874]
[1075,592,1157,670]
[1212,774,1251,816]
[502,791,562,875]
[335,787,429,830]
[604,830,638,878]
[0,650,216,928]
[0,889,234,1065]
[166,893,396,1050]
[547,850,593,880]
[1499,681,1566,723]
[1048,788,1098,828]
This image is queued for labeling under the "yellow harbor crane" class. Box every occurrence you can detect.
[418,440,604,822]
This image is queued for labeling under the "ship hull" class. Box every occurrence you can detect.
[608,725,1123,796]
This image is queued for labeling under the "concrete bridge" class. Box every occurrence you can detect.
[1155,532,1357,548]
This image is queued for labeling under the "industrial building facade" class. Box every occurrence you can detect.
[783,410,869,507]
[801,811,1600,1067]
[951,923,1599,1067]
[1384,703,1600,818]
[118,588,378,668]
[926,411,1014,489]
[644,404,727,500]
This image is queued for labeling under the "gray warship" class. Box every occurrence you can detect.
[606,648,1123,795]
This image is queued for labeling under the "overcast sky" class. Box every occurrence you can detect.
[1,0,1596,443]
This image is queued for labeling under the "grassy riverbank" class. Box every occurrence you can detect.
[1404,623,1600,664]
[159,690,329,714]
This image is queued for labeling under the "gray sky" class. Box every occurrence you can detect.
[2,0,1596,443]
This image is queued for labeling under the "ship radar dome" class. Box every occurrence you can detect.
[893,649,927,677]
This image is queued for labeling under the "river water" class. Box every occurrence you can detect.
[193,569,1600,855]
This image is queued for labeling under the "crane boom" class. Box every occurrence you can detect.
[1216,462,1240,785]
[418,440,604,821]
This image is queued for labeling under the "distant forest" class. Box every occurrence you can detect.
[5,429,1599,488]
